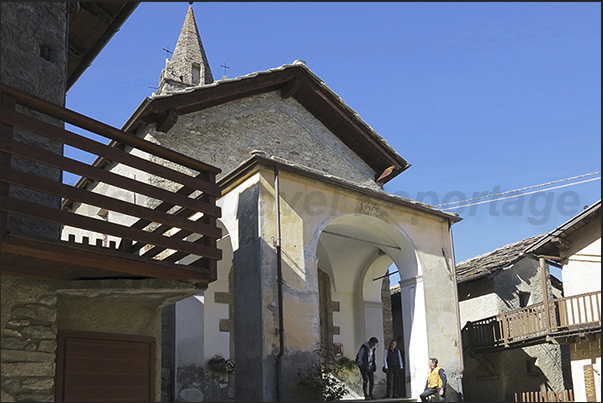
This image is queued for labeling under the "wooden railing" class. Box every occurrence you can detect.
[463,291,601,350]
[514,389,574,402]
[1,84,222,281]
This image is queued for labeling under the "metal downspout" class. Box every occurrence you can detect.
[446,218,464,398]
[274,165,285,401]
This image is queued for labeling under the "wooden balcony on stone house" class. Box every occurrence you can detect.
[462,290,601,351]
[1,84,222,283]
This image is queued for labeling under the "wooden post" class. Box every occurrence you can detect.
[539,257,551,332]
[1,91,16,240]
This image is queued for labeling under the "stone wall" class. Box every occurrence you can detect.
[0,2,68,239]
[1,274,57,402]
[142,90,380,189]
[459,257,572,401]
[2,3,69,401]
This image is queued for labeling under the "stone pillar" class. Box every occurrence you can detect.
[233,184,267,401]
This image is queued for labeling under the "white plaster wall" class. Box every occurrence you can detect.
[399,277,429,399]
[285,172,459,397]
[459,293,500,327]
[332,291,355,357]
[175,295,204,366]
[562,238,601,297]
[215,167,461,399]
[202,274,231,361]
[571,358,592,402]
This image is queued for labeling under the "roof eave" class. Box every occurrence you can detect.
[525,200,601,256]
[120,63,410,184]
[218,154,461,223]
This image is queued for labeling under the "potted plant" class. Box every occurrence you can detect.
[207,355,226,372]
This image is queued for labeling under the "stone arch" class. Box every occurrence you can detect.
[313,213,423,394]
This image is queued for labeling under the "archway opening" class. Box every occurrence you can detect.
[315,214,418,397]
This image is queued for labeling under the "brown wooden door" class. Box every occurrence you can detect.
[55,330,155,402]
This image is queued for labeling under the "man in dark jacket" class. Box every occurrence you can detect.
[383,339,404,398]
[356,337,379,400]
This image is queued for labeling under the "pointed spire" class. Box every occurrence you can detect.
[157,5,213,95]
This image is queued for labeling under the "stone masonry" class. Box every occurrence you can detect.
[1,275,58,402]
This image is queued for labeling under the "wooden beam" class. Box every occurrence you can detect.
[1,234,211,281]
[0,92,15,241]
[280,79,302,99]
[156,108,178,133]
[551,237,571,249]
[0,136,221,214]
[1,196,222,261]
[1,84,221,174]
[376,165,397,184]
[2,168,221,239]
[80,2,114,25]
[1,107,221,197]
[539,257,552,332]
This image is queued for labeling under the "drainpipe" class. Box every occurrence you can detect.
[445,218,464,398]
[274,164,285,401]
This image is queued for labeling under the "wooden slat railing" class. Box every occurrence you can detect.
[514,389,574,402]
[1,84,222,280]
[463,291,601,350]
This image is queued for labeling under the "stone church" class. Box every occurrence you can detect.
[65,5,464,401]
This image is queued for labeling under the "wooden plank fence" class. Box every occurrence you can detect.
[514,389,574,402]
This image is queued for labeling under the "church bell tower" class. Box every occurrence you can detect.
[157,4,213,95]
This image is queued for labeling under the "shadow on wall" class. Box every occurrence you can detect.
[444,384,464,402]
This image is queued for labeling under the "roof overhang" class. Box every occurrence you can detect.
[525,200,601,259]
[67,2,140,90]
[122,62,411,184]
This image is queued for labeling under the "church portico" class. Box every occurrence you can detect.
[216,154,462,400]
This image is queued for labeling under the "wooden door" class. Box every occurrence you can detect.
[55,330,155,402]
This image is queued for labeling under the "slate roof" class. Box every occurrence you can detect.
[455,235,545,284]
[122,61,411,183]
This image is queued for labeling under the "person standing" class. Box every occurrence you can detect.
[382,339,403,398]
[420,358,446,402]
[356,337,379,400]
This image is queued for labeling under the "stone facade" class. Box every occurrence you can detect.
[0,1,66,239]
[1,3,67,401]
[141,90,381,190]
[455,245,572,402]
[1,275,57,402]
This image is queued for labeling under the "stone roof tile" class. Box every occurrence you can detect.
[455,235,545,283]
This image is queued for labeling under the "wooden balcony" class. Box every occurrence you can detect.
[1,84,222,283]
[463,291,601,351]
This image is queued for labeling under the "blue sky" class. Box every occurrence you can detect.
[66,2,601,277]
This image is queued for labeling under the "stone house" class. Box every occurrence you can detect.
[525,200,601,402]
[61,4,466,401]
[454,236,571,402]
[1,2,224,402]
